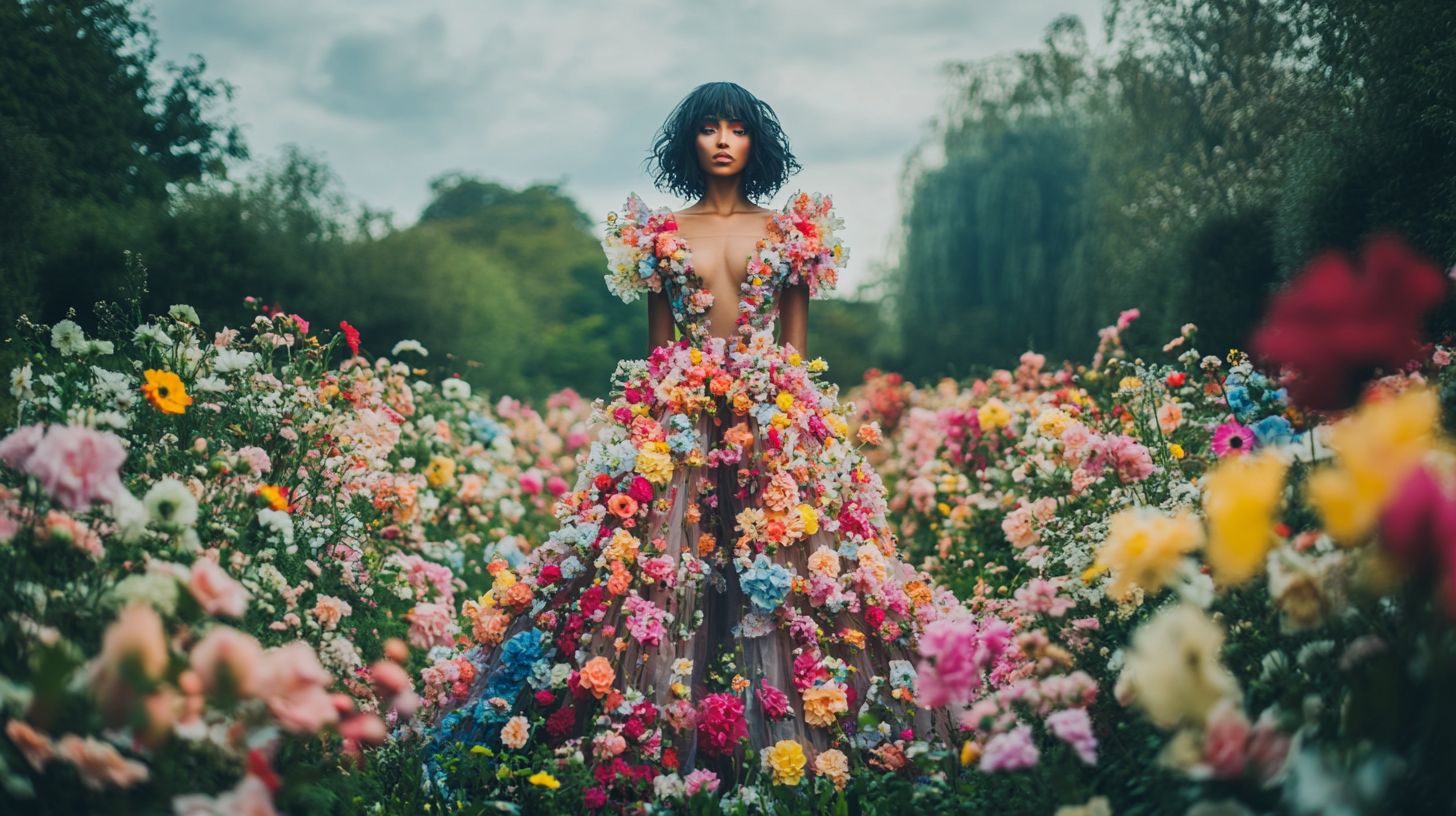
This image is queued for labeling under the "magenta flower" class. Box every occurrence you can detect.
[755,681,792,721]
[979,724,1040,772]
[915,616,1012,708]
[1210,421,1257,457]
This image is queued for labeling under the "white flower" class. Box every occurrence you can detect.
[9,362,33,399]
[51,320,87,355]
[90,366,135,408]
[143,479,199,529]
[108,571,182,615]
[133,323,171,347]
[193,375,230,394]
[86,339,114,356]
[652,773,685,801]
[168,304,201,324]
[441,378,471,401]
[92,410,130,431]
[257,508,294,546]
[212,349,260,374]
[391,339,428,357]
[109,489,151,543]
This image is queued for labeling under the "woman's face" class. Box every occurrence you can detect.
[695,116,750,179]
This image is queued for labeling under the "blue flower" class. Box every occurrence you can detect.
[638,258,657,280]
[1252,415,1295,447]
[1225,385,1254,416]
[739,554,793,613]
[466,413,502,444]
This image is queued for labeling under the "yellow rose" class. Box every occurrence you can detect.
[979,398,1011,430]
[776,391,795,412]
[636,447,674,485]
[797,503,819,536]
[763,739,807,785]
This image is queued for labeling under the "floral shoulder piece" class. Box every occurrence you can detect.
[602,192,693,305]
[777,191,847,299]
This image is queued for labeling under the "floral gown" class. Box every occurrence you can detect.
[423,191,960,792]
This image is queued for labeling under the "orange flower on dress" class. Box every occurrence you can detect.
[697,532,717,557]
[579,657,615,699]
[607,493,639,519]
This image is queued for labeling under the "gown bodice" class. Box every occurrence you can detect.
[603,191,847,347]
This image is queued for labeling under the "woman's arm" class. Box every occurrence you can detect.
[648,289,675,352]
[777,282,809,355]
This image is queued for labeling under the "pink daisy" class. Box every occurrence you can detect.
[1210,420,1257,457]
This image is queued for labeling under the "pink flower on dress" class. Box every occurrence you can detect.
[189,558,251,618]
[1200,699,1250,778]
[683,768,721,796]
[755,681,792,720]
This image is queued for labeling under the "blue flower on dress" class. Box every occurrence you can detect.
[585,439,638,477]
[638,257,657,281]
[739,553,793,613]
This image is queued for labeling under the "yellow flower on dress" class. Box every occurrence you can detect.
[808,357,828,373]
[824,415,849,438]
[1306,386,1439,545]
[1202,450,1288,586]
[814,748,850,790]
[141,369,193,414]
[797,503,819,536]
[776,391,795,412]
[1086,507,1204,602]
[527,771,561,789]
[1034,408,1072,438]
[689,348,702,365]
[635,444,674,485]
[801,683,849,727]
[979,398,1011,430]
[763,739,807,785]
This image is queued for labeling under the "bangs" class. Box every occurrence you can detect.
[646,81,802,204]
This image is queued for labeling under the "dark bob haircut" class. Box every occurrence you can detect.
[645,81,801,204]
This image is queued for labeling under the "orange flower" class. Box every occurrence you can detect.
[606,565,630,596]
[607,493,639,519]
[256,484,289,512]
[579,657,615,699]
[697,532,717,557]
[141,369,193,414]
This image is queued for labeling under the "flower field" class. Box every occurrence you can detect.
[4,235,1456,815]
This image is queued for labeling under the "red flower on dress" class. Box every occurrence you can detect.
[1250,234,1446,411]
[695,692,748,757]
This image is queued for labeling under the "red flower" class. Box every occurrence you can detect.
[1251,234,1446,411]
[339,320,361,356]
[583,786,608,809]
[864,605,886,629]
[534,689,556,707]
[661,747,679,770]
[594,473,614,492]
[695,692,748,757]
[546,703,577,738]
[628,476,654,503]
[538,564,562,585]
[1166,371,1187,388]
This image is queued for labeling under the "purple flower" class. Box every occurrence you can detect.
[1045,707,1097,765]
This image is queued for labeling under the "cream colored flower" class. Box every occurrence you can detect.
[1117,603,1240,729]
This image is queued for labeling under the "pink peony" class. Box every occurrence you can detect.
[979,724,1040,772]
[1045,707,1098,765]
[189,558,251,618]
[0,423,45,470]
[255,641,338,733]
[683,768,721,796]
[10,424,128,511]
[915,616,1013,708]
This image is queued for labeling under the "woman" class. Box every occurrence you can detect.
[425,81,960,800]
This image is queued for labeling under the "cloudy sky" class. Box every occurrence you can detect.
[147,0,1104,292]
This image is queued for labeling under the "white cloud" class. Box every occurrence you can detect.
[147,0,1104,291]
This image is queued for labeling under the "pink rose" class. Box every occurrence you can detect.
[189,558,250,618]
[546,476,569,496]
[173,773,278,816]
[190,626,264,697]
[256,642,338,733]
